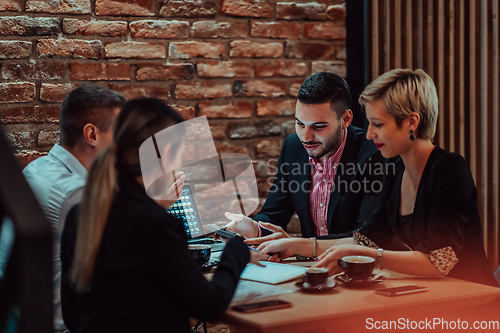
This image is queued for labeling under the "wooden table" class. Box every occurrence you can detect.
[224,264,500,333]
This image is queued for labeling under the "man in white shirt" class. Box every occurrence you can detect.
[22,85,126,332]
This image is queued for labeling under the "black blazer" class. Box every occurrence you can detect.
[60,177,250,333]
[254,126,385,239]
[360,147,497,286]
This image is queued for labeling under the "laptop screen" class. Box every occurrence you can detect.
[166,184,204,239]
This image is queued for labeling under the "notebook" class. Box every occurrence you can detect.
[240,261,308,284]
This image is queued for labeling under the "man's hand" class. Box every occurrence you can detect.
[154,171,185,210]
[244,222,290,246]
[215,212,259,240]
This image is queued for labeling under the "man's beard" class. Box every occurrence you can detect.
[305,126,343,160]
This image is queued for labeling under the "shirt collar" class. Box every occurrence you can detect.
[309,128,348,172]
[49,144,87,179]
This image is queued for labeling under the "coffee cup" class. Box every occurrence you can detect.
[188,244,211,266]
[337,256,375,281]
[303,267,329,287]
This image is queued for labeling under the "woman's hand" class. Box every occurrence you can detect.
[248,249,268,267]
[244,222,291,246]
[312,244,370,276]
[154,171,185,210]
[257,238,298,262]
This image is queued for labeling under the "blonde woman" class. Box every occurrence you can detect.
[258,69,496,286]
[60,98,266,333]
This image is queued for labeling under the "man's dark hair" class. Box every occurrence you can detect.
[298,72,352,118]
[59,85,126,147]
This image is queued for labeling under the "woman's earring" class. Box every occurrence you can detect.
[409,130,415,141]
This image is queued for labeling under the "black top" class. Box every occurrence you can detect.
[254,126,386,239]
[60,177,250,333]
[360,147,497,286]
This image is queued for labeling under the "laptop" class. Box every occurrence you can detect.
[166,184,226,258]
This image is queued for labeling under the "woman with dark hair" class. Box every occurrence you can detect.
[61,98,266,333]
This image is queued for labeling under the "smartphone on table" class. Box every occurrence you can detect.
[375,285,429,297]
[232,300,292,313]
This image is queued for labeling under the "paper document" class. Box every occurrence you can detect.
[232,280,294,303]
[240,261,308,284]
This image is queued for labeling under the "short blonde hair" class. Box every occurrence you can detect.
[359,69,439,140]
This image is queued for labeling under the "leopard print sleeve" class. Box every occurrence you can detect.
[425,246,459,275]
[353,231,379,249]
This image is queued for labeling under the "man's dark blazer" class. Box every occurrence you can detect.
[253,125,385,239]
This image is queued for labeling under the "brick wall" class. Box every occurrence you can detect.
[0,0,346,224]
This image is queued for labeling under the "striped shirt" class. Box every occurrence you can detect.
[308,128,347,236]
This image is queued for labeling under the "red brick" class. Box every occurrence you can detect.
[210,124,225,140]
[276,2,327,20]
[255,138,282,157]
[70,63,131,81]
[26,0,90,14]
[6,131,36,150]
[185,122,213,140]
[16,150,48,168]
[221,0,273,18]
[197,60,251,78]
[257,177,272,196]
[96,0,155,16]
[0,83,36,103]
[136,63,194,80]
[0,41,31,59]
[257,100,295,116]
[283,119,296,135]
[255,60,307,77]
[2,61,66,81]
[312,61,346,77]
[169,42,224,59]
[192,21,247,38]
[108,84,169,100]
[253,159,277,177]
[198,101,252,118]
[38,130,60,146]
[63,18,127,37]
[130,20,189,39]
[234,80,286,98]
[0,16,59,36]
[216,142,249,155]
[285,41,335,59]
[105,42,165,59]
[0,0,21,11]
[171,105,196,120]
[229,41,282,58]
[305,22,345,40]
[289,79,304,97]
[175,82,232,99]
[0,105,59,124]
[250,22,300,39]
[336,42,346,60]
[327,4,346,21]
[229,120,280,139]
[160,0,217,18]
[40,83,75,102]
[37,39,103,59]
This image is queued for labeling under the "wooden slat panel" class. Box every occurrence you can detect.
[367,0,500,268]
[492,0,499,266]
